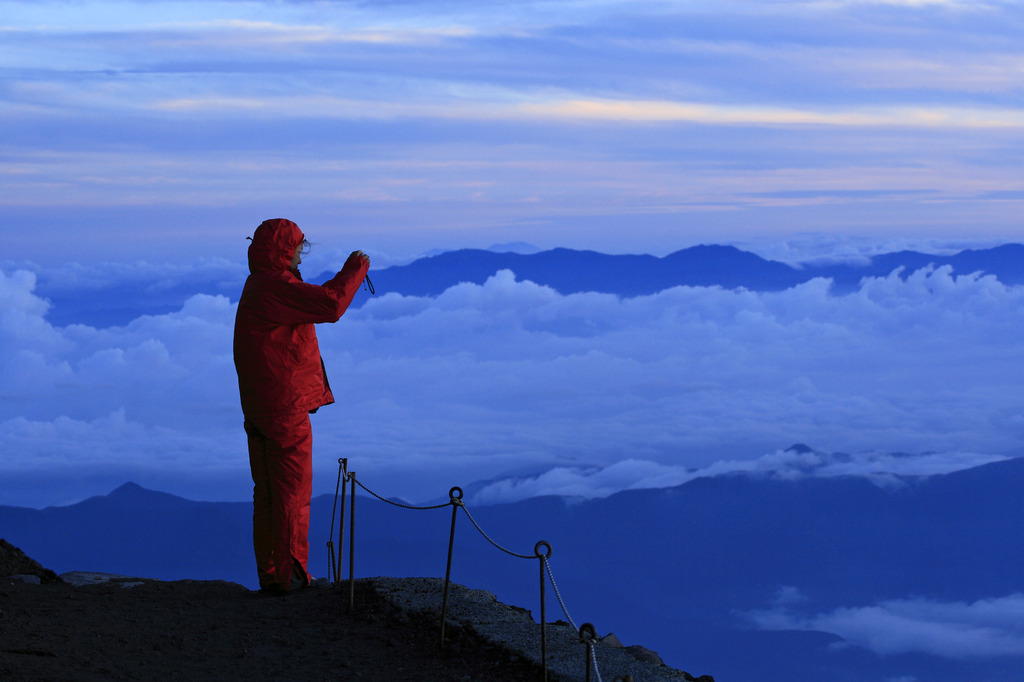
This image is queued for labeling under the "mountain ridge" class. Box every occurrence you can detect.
[346,242,1023,301]
[30,242,1022,327]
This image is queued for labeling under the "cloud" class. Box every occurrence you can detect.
[3,0,1021,252]
[516,99,1024,129]
[836,0,979,6]
[2,256,1020,508]
[467,445,1010,505]
[744,593,1024,658]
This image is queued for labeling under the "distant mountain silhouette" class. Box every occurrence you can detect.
[801,243,1024,292]
[353,245,804,298]
[31,243,1022,327]
[346,242,1024,301]
[2,456,1021,682]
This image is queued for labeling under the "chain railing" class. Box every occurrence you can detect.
[325,458,608,682]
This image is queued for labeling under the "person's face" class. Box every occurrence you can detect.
[290,243,303,269]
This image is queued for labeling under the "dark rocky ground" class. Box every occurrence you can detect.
[0,539,547,681]
[0,541,710,681]
[0,575,551,681]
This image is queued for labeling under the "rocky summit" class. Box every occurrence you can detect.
[0,541,711,681]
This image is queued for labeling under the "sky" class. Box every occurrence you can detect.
[1,0,1022,265]
[0,0,1022,503]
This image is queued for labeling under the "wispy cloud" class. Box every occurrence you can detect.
[745,591,1024,658]
[468,447,1011,504]
[516,98,1024,128]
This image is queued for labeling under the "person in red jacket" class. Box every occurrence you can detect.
[233,218,370,593]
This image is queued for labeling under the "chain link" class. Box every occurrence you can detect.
[351,475,452,510]
[589,645,604,682]
[459,504,536,559]
[543,556,578,630]
[546,557,604,682]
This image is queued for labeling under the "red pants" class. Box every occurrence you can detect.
[245,413,313,591]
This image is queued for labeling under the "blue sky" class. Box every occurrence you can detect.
[2,0,1022,265]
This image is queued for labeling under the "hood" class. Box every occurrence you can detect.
[247,218,304,274]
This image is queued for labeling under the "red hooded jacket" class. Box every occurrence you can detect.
[233,219,369,418]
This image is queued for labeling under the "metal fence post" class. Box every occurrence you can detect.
[535,541,553,682]
[579,623,597,682]
[335,458,348,584]
[347,470,356,611]
[440,486,463,648]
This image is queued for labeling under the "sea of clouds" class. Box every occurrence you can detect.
[1,253,1022,508]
